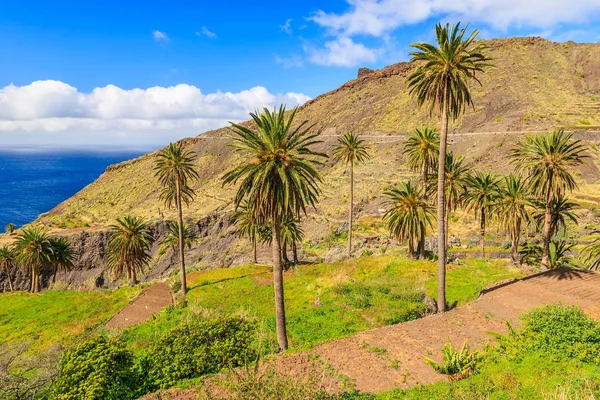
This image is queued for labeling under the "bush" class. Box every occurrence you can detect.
[424,340,480,381]
[499,304,600,363]
[144,317,258,390]
[171,280,181,293]
[52,335,139,400]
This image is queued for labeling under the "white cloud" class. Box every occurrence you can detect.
[0,81,311,146]
[275,55,304,68]
[305,37,379,67]
[280,19,293,35]
[196,26,217,39]
[305,0,600,66]
[153,30,169,43]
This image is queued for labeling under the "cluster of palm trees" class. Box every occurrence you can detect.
[386,128,586,271]
[0,226,76,293]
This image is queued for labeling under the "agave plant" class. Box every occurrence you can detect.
[424,340,480,381]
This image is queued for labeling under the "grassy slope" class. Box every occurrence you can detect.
[35,37,600,231]
[0,287,141,350]
[122,255,522,352]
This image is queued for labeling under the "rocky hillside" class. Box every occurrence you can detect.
[2,36,600,289]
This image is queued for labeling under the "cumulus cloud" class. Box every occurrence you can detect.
[196,26,217,39]
[305,37,379,67]
[0,81,311,146]
[305,0,600,66]
[153,30,169,43]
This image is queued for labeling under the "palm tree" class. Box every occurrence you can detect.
[403,126,440,194]
[532,195,578,239]
[281,214,305,265]
[383,181,434,259]
[223,106,326,351]
[407,22,491,311]
[581,232,600,270]
[159,220,198,262]
[13,226,53,293]
[105,216,153,285]
[0,246,15,292]
[497,174,532,265]
[48,237,76,284]
[5,223,16,235]
[332,132,371,257]
[512,130,586,270]
[154,142,200,296]
[462,171,502,258]
[520,239,575,269]
[232,199,261,263]
[430,152,469,251]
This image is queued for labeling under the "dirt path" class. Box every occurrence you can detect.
[142,268,600,399]
[105,282,173,329]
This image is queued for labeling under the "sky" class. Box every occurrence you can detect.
[0,0,599,149]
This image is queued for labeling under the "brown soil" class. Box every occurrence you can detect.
[105,282,173,329]
[142,268,600,399]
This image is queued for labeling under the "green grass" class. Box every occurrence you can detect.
[0,287,141,350]
[123,256,522,351]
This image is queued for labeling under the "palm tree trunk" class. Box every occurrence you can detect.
[541,174,553,270]
[5,265,13,292]
[510,220,521,267]
[445,206,449,256]
[282,241,289,269]
[272,220,288,351]
[131,267,137,285]
[423,159,429,198]
[292,242,298,264]
[348,158,354,257]
[175,179,188,296]
[418,223,425,259]
[436,88,449,312]
[252,237,257,264]
[480,209,486,258]
[52,266,57,284]
[408,238,415,259]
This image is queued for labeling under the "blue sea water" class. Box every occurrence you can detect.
[0,147,148,229]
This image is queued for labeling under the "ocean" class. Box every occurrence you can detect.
[0,147,148,229]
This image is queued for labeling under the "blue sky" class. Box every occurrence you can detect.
[0,0,599,147]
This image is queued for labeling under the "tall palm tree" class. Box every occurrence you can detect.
[532,195,578,239]
[332,132,371,257]
[408,22,491,311]
[497,174,532,265]
[383,181,434,259]
[154,142,199,296]
[430,152,470,251]
[512,130,586,270]
[403,126,440,194]
[281,214,305,265]
[105,216,153,285]
[232,199,261,263]
[0,246,15,292]
[223,106,326,351]
[159,220,198,262]
[462,171,502,258]
[13,226,53,293]
[48,237,76,284]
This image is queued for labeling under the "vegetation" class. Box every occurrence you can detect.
[223,106,327,351]
[48,237,76,284]
[424,340,480,381]
[154,142,200,296]
[333,131,371,257]
[402,126,439,195]
[512,130,587,269]
[0,246,15,292]
[232,199,262,263]
[159,220,199,256]
[4,222,16,234]
[13,226,53,293]
[407,22,491,311]
[462,171,502,258]
[581,231,600,270]
[383,181,434,259]
[105,216,154,285]
[497,174,532,265]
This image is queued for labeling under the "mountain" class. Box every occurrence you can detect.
[2,36,600,289]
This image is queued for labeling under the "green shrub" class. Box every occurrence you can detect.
[499,304,600,363]
[171,280,181,293]
[52,335,139,400]
[424,340,480,381]
[144,317,257,390]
